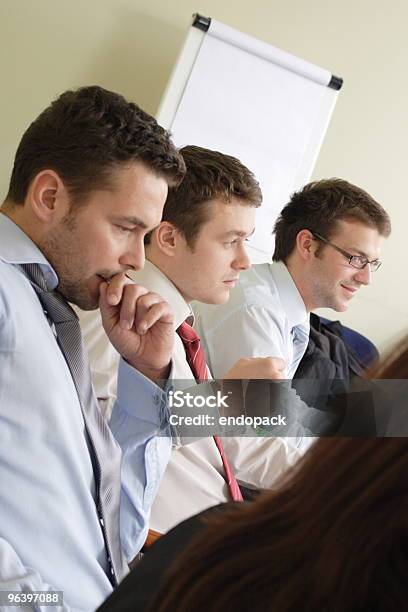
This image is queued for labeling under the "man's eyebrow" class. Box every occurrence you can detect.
[346,245,370,258]
[346,246,382,261]
[114,215,149,229]
[221,228,256,238]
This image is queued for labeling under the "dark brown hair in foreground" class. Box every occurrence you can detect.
[7,86,185,205]
[150,336,408,612]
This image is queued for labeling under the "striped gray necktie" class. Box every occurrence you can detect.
[19,263,127,584]
[291,322,310,376]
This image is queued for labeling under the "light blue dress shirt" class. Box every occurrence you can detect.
[0,214,171,612]
[193,262,316,449]
[193,261,310,379]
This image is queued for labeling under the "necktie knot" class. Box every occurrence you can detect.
[19,263,78,324]
[176,321,207,382]
[19,262,49,292]
[40,290,78,324]
[177,321,200,344]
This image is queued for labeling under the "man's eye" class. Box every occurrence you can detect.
[351,256,367,267]
[117,225,133,234]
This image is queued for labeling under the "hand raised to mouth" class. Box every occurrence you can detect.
[99,272,174,382]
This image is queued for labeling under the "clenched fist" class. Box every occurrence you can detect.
[99,273,174,382]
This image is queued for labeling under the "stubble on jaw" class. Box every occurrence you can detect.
[39,212,99,310]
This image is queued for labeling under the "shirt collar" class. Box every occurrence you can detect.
[269,260,309,330]
[127,260,192,331]
[0,213,59,289]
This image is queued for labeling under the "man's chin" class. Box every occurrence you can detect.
[76,300,99,311]
[331,300,349,313]
[207,291,230,306]
[62,290,99,311]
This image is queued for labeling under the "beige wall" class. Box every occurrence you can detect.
[1,0,407,351]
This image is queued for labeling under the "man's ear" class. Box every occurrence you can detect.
[155,221,182,257]
[26,170,70,224]
[295,229,316,261]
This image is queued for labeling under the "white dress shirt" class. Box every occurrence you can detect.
[79,261,302,534]
[0,215,171,612]
[193,261,310,379]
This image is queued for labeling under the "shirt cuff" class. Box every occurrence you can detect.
[116,357,173,428]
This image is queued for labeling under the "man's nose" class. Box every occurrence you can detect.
[232,244,251,271]
[353,263,372,286]
[119,241,145,272]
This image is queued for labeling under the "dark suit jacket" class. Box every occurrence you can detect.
[293,314,379,436]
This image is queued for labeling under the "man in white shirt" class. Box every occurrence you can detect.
[194,179,391,381]
[79,146,303,534]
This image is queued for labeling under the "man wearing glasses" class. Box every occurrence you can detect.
[194,178,391,381]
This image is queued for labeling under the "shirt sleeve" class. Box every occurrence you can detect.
[220,436,302,490]
[109,358,172,561]
[201,304,288,378]
[0,538,69,612]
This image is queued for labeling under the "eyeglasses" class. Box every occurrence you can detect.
[311,232,382,272]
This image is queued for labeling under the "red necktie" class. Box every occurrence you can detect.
[176,321,243,502]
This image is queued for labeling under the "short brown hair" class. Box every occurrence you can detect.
[7,86,185,204]
[147,145,262,247]
[273,178,391,262]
